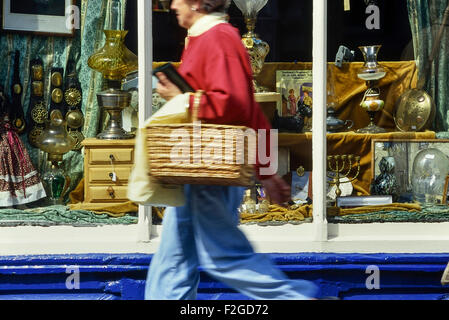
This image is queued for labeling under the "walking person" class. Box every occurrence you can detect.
[146,0,320,300]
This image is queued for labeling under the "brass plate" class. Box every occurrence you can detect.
[31,101,48,124]
[64,88,82,106]
[394,89,435,132]
[32,64,43,80]
[32,81,44,97]
[13,117,26,133]
[51,88,63,104]
[51,72,63,87]
[65,109,84,129]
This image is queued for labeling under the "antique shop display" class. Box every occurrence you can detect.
[81,138,135,205]
[27,58,48,147]
[36,110,75,205]
[234,0,270,92]
[0,87,46,207]
[356,45,386,133]
[370,156,400,202]
[393,5,449,132]
[327,154,360,204]
[87,0,138,139]
[411,147,449,204]
[64,60,85,150]
[10,50,26,134]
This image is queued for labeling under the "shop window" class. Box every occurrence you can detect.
[1,0,449,254]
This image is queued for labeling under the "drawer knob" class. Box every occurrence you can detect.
[109,154,115,161]
[109,172,117,182]
[107,186,115,199]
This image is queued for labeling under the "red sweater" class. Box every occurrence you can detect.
[178,23,274,179]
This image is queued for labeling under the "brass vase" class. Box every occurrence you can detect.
[242,16,270,93]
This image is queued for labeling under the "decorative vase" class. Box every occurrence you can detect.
[234,0,269,92]
[41,162,71,206]
[371,156,399,201]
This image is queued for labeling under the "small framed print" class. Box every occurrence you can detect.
[2,0,76,36]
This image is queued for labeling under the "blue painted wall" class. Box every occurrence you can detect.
[0,253,448,300]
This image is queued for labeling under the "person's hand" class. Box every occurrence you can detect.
[260,174,291,205]
[155,72,182,101]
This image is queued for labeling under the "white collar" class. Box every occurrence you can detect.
[187,12,228,37]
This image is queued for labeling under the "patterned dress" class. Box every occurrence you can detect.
[0,113,46,207]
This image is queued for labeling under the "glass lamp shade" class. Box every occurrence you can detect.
[411,148,449,204]
[357,45,386,81]
[87,30,138,81]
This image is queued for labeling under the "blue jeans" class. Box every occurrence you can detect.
[145,184,319,300]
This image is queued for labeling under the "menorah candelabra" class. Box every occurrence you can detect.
[327,154,361,205]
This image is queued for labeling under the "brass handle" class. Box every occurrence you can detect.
[107,186,115,199]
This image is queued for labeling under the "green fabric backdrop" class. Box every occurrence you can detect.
[407,0,449,132]
[0,0,128,202]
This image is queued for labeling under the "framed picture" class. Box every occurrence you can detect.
[371,139,449,197]
[2,0,75,36]
[275,70,313,119]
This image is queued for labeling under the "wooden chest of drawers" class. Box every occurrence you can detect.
[82,138,135,204]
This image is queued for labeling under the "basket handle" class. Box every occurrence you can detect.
[192,90,204,123]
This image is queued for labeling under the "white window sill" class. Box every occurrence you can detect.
[1,222,449,255]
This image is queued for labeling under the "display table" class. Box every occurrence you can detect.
[279,131,436,195]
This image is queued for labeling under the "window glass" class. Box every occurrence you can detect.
[325,0,449,224]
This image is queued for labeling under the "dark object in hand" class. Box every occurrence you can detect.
[335,45,355,68]
[152,63,194,93]
[272,103,312,133]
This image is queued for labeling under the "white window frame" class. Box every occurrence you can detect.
[1,0,449,256]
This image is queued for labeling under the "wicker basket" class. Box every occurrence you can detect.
[146,90,256,186]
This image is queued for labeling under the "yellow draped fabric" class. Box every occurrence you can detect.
[256,61,419,131]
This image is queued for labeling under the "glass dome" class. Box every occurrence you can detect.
[411,148,449,204]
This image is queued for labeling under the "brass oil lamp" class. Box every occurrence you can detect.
[36,110,75,205]
[87,0,138,139]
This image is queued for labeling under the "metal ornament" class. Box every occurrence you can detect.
[51,72,63,87]
[28,126,44,147]
[64,88,82,107]
[31,101,48,124]
[51,88,64,104]
[65,109,84,129]
[68,129,84,150]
